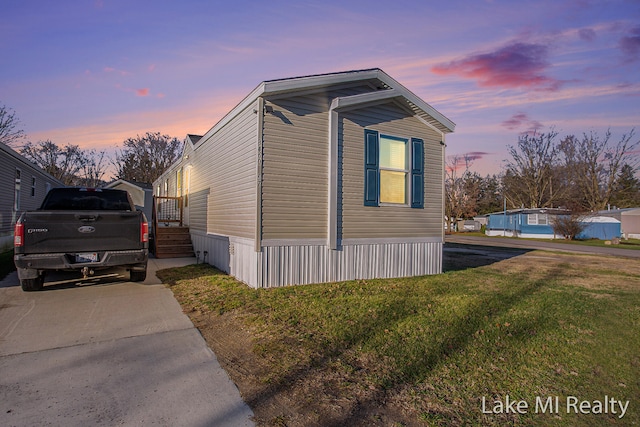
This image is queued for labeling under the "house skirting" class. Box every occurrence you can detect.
[485,230,558,239]
[190,230,442,288]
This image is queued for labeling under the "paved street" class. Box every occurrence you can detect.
[0,258,254,427]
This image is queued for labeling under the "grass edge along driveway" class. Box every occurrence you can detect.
[158,250,639,427]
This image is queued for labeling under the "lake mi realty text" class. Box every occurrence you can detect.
[481,395,630,419]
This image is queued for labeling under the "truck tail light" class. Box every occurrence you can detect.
[14,222,24,247]
[141,222,149,243]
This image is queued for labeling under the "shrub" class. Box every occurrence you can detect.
[551,213,587,240]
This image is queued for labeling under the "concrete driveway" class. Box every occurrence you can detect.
[0,258,254,426]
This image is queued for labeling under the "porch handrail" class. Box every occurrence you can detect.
[153,196,183,230]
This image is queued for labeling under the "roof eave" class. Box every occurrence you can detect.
[195,68,455,148]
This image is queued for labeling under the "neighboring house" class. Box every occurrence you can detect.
[578,216,622,240]
[598,208,640,239]
[153,68,455,288]
[0,142,64,251]
[485,208,622,240]
[486,208,567,238]
[457,219,482,232]
[105,179,154,222]
[473,214,489,227]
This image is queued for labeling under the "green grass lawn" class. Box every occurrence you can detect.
[159,253,640,426]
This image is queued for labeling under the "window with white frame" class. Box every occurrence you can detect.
[527,213,548,225]
[379,135,409,204]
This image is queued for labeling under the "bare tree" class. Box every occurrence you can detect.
[113,132,182,183]
[80,149,109,187]
[504,131,562,209]
[551,212,588,240]
[20,140,108,187]
[445,154,479,232]
[0,104,25,147]
[21,140,85,185]
[559,129,639,211]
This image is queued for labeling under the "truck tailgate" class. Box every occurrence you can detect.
[21,211,143,254]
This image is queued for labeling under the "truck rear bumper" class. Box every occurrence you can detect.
[14,249,148,279]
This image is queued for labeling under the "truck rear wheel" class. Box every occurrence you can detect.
[130,269,147,282]
[21,275,44,292]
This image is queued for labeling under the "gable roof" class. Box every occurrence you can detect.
[187,134,203,145]
[180,134,203,159]
[195,68,455,149]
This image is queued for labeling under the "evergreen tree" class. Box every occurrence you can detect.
[609,164,640,208]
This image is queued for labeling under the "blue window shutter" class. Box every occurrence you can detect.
[411,138,424,208]
[364,130,379,206]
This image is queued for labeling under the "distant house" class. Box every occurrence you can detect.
[473,214,489,227]
[578,216,622,240]
[153,68,455,288]
[104,179,154,221]
[457,219,482,232]
[598,208,640,239]
[485,208,622,240]
[0,142,63,251]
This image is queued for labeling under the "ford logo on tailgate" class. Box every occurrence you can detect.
[78,226,95,233]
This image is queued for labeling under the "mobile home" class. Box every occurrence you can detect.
[154,69,455,287]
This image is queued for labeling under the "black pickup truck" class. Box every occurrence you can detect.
[14,187,149,291]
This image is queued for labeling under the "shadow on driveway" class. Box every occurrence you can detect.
[443,242,532,272]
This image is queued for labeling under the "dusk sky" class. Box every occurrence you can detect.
[2,0,639,179]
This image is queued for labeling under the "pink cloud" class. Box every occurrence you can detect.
[502,112,543,132]
[464,151,491,162]
[446,152,491,173]
[431,42,562,91]
[136,88,150,97]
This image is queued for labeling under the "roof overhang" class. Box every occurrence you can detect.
[194,68,455,149]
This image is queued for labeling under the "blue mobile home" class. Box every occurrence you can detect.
[485,209,621,240]
[577,216,622,240]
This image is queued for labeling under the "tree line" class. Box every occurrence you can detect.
[446,129,639,230]
[1,103,182,186]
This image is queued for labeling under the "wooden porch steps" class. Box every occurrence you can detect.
[154,226,194,258]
